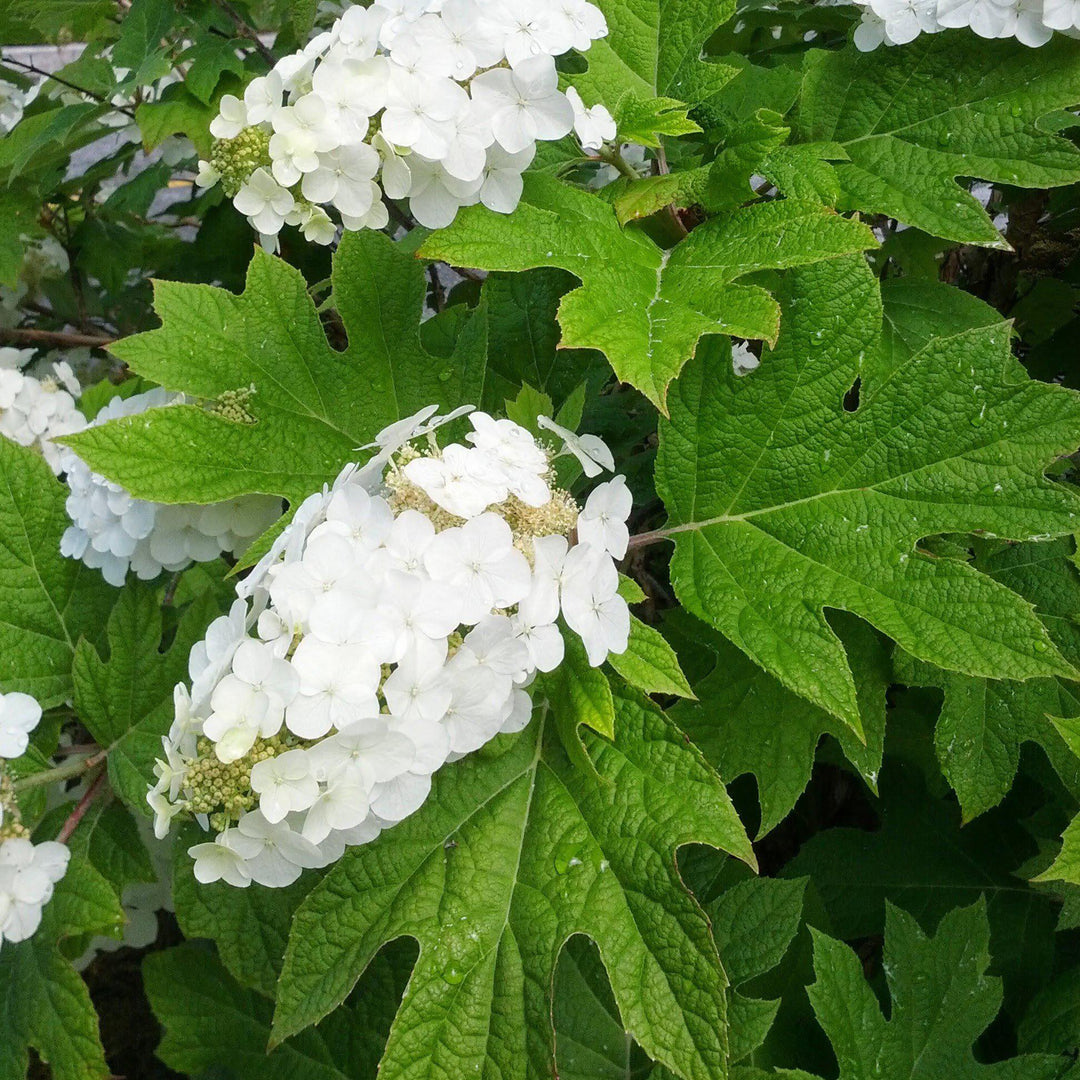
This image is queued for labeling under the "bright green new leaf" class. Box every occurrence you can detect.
[145,942,410,1080]
[0,855,123,1080]
[655,256,1080,729]
[795,35,1080,246]
[807,901,1062,1080]
[61,232,486,506]
[0,438,114,708]
[671,612,890,836]
[896,538,1080,821]
[608,615,695,698]
[72,582,218,812]
[573,0,739,128]
[420,175,875,410]
[611,109,790,223]
[610,91,701,147]
[273,687,754,1080]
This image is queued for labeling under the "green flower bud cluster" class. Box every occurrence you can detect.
[210,128,272,197]
[183,733,289,829]
[209,385,258,425]
[0,767,28,841]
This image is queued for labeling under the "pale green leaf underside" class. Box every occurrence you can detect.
[656,256,1080,728]
[421,175,875,411]
[61,231,485,506]
[796,35,1080,246]
[273,688,753,1080]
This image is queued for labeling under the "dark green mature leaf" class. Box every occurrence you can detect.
[709,877,807,1063]
[145,941,412,1080]
[72,583,217,812]
[896,538,1080,820]
[671,612,890,836]
[787,760,1060,1013]
[0,439,114,708]
[0,855,123,1080]
[61,232,486,506]
[0,188,45,287]
[796,35,1080,246]
[609,615,694,699]
[655,256,1080,729]
[807,901,1062,1080]
[573,0,739,126]
[273,687,754,1080]
[421,176,875,410]
[1017,965,1080,1054]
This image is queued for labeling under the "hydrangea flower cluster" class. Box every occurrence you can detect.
[852,0,1080,49]
[198,0,610,238]
[0,360,85,475]
[58,389,282,586]
[149,406,631,889]
[0,691,69,951]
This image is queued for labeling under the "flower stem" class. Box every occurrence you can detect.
[13,751,107,793]
[56,769,108,844]
[597,144,640,181]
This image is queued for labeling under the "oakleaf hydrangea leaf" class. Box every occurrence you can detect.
[795,35,1080,247]
[420,176,875,411]
[60,231,485,506]
[655,256,1080,728]
[0,438,114,708]
[670,612,890,836]
[145,942,411,1080]
[807,900,1062,1080]
[272,687,753,1080]
[573,0,739,128]
[0,854,122,1080]
[896,538,1080,821]
[72,582,219,812]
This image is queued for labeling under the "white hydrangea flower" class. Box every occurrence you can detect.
[153,405,631,887]
[202,0,610,240]
[567,86,616,152]
[0,838,70,948]
[0,692,42,760]
[0,365,87,474]
[58,389,282,587]
[851,0,1074,47]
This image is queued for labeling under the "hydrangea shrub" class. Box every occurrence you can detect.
[1,0,1080,1078]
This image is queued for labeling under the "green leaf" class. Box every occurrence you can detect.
[136,85,219,159]
[0,855,123,1080]
[896,538,1080,821]
[610,91,701,147]
[420,176,875,411]
[807,900,1062,1080]
[788,759,1060,1013]
[573,0,739,126]
[0,187,45,288]
[1017,965,1080,1054]
[272,687,754,1080]
[182,36,246,105]
[672,612,889,836]
[795,35,1080,247]
[0,439,114,708]
[145,941,412,1080]
[61,232,486,506]
[51,799,155,896]
[611,109,790,223]
[546,628,616,759]
[655,256,1080,729]
[608,615,695,698]
[72,582,217,812]
[0,0,115,44]
[708,877,807,1063]
[171,821,320,997]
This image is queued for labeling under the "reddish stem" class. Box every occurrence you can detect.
[56,770,108,844]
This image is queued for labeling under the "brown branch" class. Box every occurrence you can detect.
[56,769,108,844]
[0,327,117,349]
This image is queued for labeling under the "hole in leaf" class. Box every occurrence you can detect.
[843,378,861,412]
